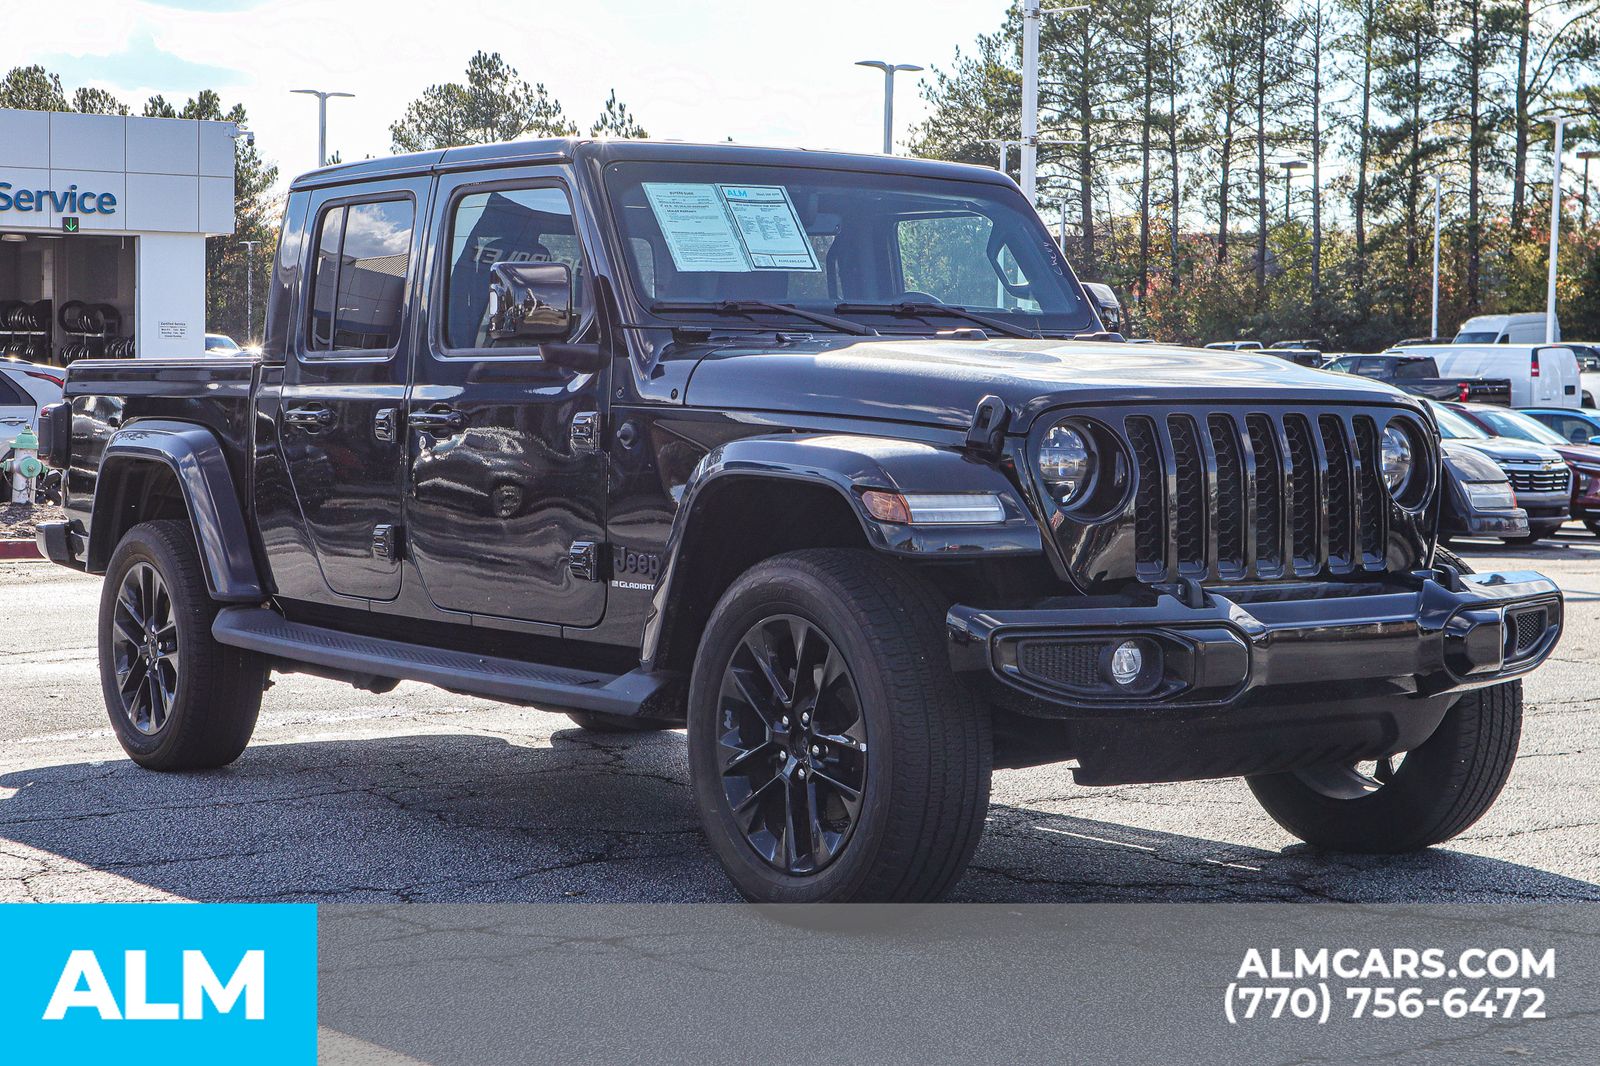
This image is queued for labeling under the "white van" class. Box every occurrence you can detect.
[1389,343,1581,409]
[1454,313,1559,344]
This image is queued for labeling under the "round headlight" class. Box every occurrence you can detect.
[1381,424,1414,494]
[1038,423,1094,505]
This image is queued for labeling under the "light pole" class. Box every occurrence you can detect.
[855,61,922,154]
[1430,175,1442,341]
[1021,1,1091,205]
[238,239,261,343]
[291,88,355,167]
[1547,116,1571,344]
[1579,149,1599,230]
[1277,160,1307,223]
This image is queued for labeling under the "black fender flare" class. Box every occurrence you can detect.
[89,419,264,602]
[640,432,1041,669]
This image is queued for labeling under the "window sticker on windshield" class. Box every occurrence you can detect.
[642,184,751,272]
[642,182,820,273]
[718,185,820,271]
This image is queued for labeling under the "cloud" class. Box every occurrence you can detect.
[36,29,240,97]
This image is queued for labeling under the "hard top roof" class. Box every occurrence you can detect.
[288,137,1015,192]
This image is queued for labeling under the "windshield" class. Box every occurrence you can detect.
[603,161,1093,335]
[1454,331,1498,344]
[1432,404,1490,440]
[1472,407,1569,446]
[205,334,239,350]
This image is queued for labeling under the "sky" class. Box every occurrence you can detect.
[2,0,1011,189]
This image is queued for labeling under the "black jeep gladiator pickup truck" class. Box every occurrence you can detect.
[35,140,1563,902]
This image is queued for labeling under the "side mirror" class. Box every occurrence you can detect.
[487,261,574,343]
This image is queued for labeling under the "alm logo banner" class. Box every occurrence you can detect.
[0,903,317,1064]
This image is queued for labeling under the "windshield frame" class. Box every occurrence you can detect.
[599,158,1097,342]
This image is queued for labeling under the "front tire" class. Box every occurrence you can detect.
[98,520,267,771]
[1246,681,1522,852]
[687,549,991,902]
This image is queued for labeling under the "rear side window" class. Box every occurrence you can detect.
[306,198,415,354]
[0,373,28,406]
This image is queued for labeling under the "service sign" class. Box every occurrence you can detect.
[0,179,118,216]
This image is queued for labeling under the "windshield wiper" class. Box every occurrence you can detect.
[834,301,1041,340]
[650,299,877,337]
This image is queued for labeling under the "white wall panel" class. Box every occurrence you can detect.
[0,110,50,167]
[125,174,200,232]
[127,117,200,176]
[48,112,125,173]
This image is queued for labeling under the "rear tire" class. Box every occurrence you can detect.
[98,520,267,771]
[687,549,991,902]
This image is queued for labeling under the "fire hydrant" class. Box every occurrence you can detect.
[2,427,43,504]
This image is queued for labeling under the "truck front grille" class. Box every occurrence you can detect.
[1506,465,1571,495]
[1125,408,1400,582]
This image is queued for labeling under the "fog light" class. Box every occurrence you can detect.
[1109,640,1143,686]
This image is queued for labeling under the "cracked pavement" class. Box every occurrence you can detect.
[2,533,1598,904]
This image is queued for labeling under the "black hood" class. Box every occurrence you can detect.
[683,336,1419,430]
[1446,435,1565,466]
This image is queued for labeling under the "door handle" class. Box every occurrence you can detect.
[410,407,466,436]
[285,405,336,429]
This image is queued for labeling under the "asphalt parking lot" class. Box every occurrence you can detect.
[2,534,1597,904]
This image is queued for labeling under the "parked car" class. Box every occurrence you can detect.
[0,358,64,504]
[204,333,243,356]
[1203,340,1262,350]
[1427,400,1571,542]
[1454,312,1557,345]
[1391,343,1581,409]
[1322,352,1511,404]
[1448,401,1600,536]
[1523,406,1600,446]
[1438,440,1529,544]
[34,138,1564,903]
[1562,343,1600,407]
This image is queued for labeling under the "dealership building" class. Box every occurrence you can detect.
[0,107,238,364]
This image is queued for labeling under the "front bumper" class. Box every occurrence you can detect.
[948,567,1562,714]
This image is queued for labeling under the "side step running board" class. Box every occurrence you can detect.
[212,607,676,718]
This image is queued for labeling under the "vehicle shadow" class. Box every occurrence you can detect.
[2,730,1594,904]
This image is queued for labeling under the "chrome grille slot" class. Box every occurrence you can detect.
[1167,415,1207,576]
[1319,414,1355,570]
[1283,414,1320,571]
[1246,415,1284,576]
[1128,416,1165,578]
[1208,415,1246,576]
[1352,416,1385,564]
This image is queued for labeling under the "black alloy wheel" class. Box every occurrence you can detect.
[110,561,181,735]
[717,614,868,875]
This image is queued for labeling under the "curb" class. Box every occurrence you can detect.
[0,539,43,561]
